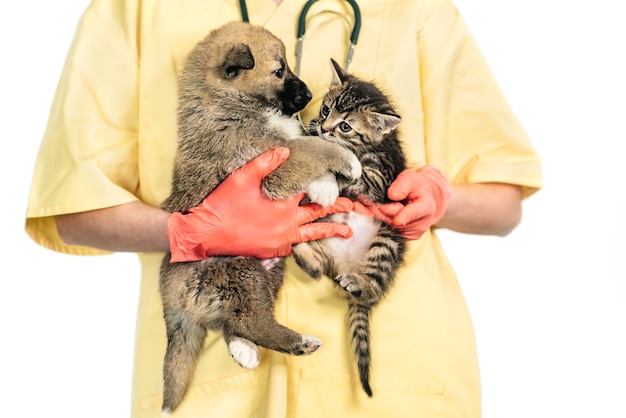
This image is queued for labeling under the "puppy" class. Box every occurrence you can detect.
[159,21,362,414]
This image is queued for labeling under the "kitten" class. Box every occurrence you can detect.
[292,59,408,397]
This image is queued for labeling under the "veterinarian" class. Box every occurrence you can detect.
[25,1,542,417]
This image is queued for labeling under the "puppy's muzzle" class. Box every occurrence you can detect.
[279,75,313,116]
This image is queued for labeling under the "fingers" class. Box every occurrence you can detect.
[295,197,353,225]
[298,222,353,242]
[294,196,354,242]
[386,169,418,201]
[396,217,431,240]
[392,194,435,226]
[351,201,374,217]
[351,201,396,224]
[323,196,354,215]
[369,202,403,219]
[271,242,293,258]
[238,147,291,182]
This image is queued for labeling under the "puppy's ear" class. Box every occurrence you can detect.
[222,44,255,79]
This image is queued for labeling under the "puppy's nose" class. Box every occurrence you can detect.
[294,88,312,107]
[303,89,313,102]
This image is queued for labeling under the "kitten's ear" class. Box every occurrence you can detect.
[221,43,255,79]
[372,112,401,134]
[330,58,347,86]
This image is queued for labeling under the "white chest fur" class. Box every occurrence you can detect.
[325,211,381,272]
[265,109,305,139]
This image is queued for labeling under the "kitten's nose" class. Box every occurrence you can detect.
[321,121,334,134]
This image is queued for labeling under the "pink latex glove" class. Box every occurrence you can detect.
[167,147,354,262]
[355,165,451,240]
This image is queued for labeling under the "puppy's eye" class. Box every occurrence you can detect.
[321,105,330,117]
[273,67,284,78]
[338,122,352,132]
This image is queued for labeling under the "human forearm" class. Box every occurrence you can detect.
[56,149,356,258]
[56,201,171,253]
[437,182,523,236]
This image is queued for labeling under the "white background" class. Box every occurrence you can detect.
[1,1,624,417]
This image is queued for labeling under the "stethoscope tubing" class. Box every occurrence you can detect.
[238,0,361,75]
[297,0,361,45]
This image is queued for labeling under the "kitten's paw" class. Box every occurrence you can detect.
[307,179,340,206]
[337,273,381,305]
[229,337,260,369]
[338,273,363,297]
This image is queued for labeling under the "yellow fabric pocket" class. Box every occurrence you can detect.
[292,367,445,418]
[138,370,261,417]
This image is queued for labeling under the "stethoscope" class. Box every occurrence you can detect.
[238,0,361,76]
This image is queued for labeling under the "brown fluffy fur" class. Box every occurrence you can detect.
[159,22,361,414]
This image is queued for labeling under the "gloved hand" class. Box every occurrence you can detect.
[167,147,354,262]
[355,165,451,240]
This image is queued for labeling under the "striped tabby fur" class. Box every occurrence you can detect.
[292,59,407,397]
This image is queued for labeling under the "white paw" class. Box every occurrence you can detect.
[229,337,260,369]
[302,334,322,354]
[349,154,363,180]
[307,180,340,206]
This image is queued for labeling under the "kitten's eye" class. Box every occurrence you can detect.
[321,105,330,117]
[273,67,284,78]
[338,122,352,132]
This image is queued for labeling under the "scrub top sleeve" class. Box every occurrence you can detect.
[25,0,141,255]
[417,0,542,198]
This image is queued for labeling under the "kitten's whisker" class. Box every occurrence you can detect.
[295,112,307,131]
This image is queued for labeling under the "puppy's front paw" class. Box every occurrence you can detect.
[307,179,339,206]
[347,154,363,181]
[331,152,362,185]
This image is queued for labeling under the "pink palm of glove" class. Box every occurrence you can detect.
[356,165,451,240]
[167,147,354,262]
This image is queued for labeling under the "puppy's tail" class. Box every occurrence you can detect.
[161,314,207,414]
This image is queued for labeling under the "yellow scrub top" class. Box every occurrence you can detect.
[25,1,542,417]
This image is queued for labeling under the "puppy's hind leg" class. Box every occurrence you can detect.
[161,312,207,415]
[231,306,322,357]
[223,261,321,361]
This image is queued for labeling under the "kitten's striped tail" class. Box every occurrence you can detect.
[349,300,373,397]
